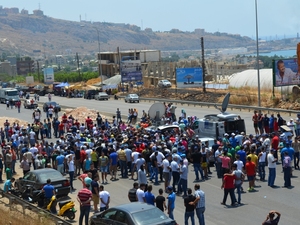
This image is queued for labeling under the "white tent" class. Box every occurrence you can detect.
[94,75,121,87]
[229,69,293,92]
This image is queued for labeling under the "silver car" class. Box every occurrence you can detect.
[124,94,139,103]
[95,92,109,101]
[158,79,172,88]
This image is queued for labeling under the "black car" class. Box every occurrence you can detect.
[15,168,70,197]
[84,90,99,99]
[89,202,176,225]
[43,101,61,112]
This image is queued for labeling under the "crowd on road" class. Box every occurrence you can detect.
[1,102,296,225]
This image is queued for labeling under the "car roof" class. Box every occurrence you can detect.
[29,168,58,174]
[45,101,58,105]
[157,125,179,130]
[111,202,156,213]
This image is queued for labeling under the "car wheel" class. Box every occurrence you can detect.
[137,100,139,103]
[125,99,127,102]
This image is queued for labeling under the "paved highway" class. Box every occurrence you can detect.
[0,96,299,225]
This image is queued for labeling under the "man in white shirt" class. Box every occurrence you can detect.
[162,154,172,191]
[267,149,278,187]
[276,60,297,86]
[136,183,146,202]
[99,185,110,212]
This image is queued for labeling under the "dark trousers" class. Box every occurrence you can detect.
[222,188,235,205]
[178,178,187,196]
[158,166,163,181]
[283,167,291,187]
[79,205,90,225]
[172,171,180,192]
[69,171,74,189]
[258,162,266,180]
[294,152,299,169]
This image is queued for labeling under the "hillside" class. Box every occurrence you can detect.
[0,13,255,56]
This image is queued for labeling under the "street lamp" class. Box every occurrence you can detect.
[255,0,261,106]
[95,27,103,87]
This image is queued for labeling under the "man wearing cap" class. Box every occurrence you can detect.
[287,118,295,134]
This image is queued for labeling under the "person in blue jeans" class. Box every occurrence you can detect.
[184,188,196,225]
[190,184,206,225]
[167,186,176,220]
[77,184,92,225]
[150,152,159,185]
[232,163,245,204]
[267,149,277,187]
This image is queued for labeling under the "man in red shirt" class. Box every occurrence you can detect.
[245,156,256,192]
[85,116,92,129]
[271,133,279,161]
[77,184,92,225]
[221,168,236,206]
[61,113,68,132]
[58,122,64,137]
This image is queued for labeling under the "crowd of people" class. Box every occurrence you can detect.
[1,105,295,225]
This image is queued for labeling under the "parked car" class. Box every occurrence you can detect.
[95,92,109,101]
[124,94,139,103]
[15,168,70,197]
[23,99,38,109]
[43,101,61,112]
[84,90,99,99]
[89,202,176,225]
[158,79,172,88]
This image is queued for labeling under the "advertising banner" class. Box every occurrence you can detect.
[43,67,54,84]
[176,67,203,88]
[273,58,300,87]
[120,60,142,82]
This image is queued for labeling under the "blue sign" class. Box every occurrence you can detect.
[176,67,203,88]
[120,60,142,82]
[43,67,54,84]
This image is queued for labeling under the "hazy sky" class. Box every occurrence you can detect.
[3,0,300,39]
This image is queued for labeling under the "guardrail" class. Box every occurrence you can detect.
[117,96,300,116]
[0,188,72,225]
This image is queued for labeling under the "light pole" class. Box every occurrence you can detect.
[95,27,103,87]
[255,0,261,106]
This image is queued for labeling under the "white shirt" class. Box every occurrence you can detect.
[150,152,165,166]
[233,160,244,171]
[99,190,110,208]
[276,68,296,86]
[263,138,271,152]
[29,131,35,139]
[29,147,38,159]
[138,169,147,185]
[259,152,266,163]
[132,152,139,163]
[136,188,145,202]
[170,160,179,172]
[68,160,75,172]
[267,153,276,168]
[48,108,53,115]
[162,159,170,173]
[85,149,92,159]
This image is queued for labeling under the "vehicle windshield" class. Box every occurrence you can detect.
[7,91,18,96]
[130,94,138,97]
[132,208,169,225]
[48,102,57,106]
[38,170,64,183]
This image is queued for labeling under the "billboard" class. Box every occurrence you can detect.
[120,59,142,82]
[43,67,54,84]
[273,58,300,87]
[176,67,203,88]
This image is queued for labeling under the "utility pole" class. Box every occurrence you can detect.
[76,52,81,81]
[201,37,206,93]
[37,60,40,82]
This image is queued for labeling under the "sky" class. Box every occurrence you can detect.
[3,0,300,39]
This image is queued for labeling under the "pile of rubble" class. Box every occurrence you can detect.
[0,117,29,127]
[63,107,107,122]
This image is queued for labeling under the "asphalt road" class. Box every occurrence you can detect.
[0,96,299,225]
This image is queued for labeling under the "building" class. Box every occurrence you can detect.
[17,60,34,75]
[33,9,44,16]
[0,61,16,76]
[21,9,28,15]
[98,49,161,77]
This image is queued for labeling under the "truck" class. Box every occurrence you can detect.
[191,93,246,139]
[0,88,20,104]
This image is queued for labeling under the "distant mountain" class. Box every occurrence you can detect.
[0,13,255,56]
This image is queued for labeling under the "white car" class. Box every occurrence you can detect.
[124,94,139,103]
[158,79,172,88]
